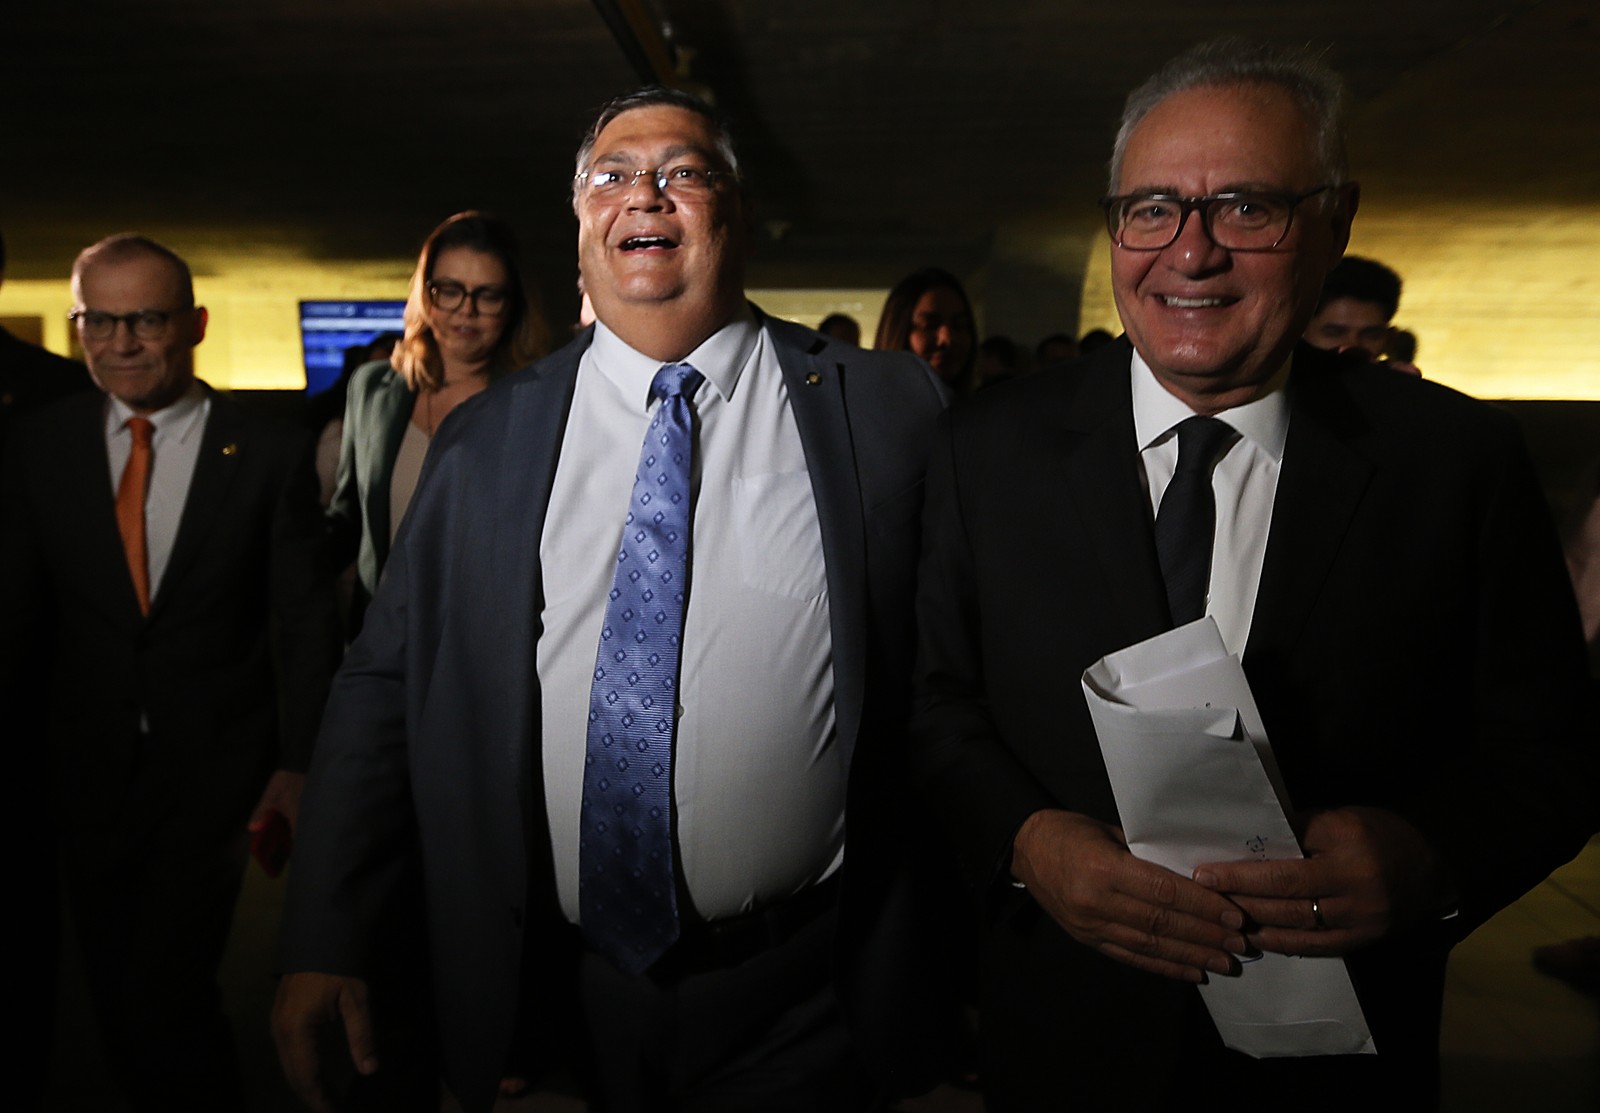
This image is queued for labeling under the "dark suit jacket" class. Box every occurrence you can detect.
[281,313,956,1110]
[910,339,1598,1096]
[0,325,93,458]
[324,359,414,634]
[1,385,341,827]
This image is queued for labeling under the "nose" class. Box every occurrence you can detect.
[110,319,143,352]
[623,171,669,211]
[1165,206,1229,275]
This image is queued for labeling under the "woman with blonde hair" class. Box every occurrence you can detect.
[327,210,548,634]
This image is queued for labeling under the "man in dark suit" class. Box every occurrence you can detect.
[1,234,341,1111]
[274,87,953,1113]
[911,40,1598,1112]
[0,224,96,1112]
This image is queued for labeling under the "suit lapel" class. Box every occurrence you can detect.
[492,338,585,839]
[60,395,144,623]
[367,370,417,555]
[1245,350,1375,663]
[1059,343,1171,644]
[153,389,243,618]
[768,317,869,767]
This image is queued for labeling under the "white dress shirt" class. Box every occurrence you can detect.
[1131,350,1290,654]
[104,380,210,602]
[540,308,843,924]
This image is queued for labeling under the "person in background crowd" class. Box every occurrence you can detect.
[1079,326,1116,354]
[875,266,978,394]
[1304,255,1421,375]
[1034,331,1080,368]
[975,334,1021,387]
[324,211,548,637]
[818,311,861,346]
[0,221,97,1113]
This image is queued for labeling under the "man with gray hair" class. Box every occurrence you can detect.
[275,86,954,1112]
[2,233,339,1110]
[912,39,1596,1109]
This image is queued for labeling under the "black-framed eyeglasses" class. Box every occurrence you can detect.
[68,307,192,341]
[1101,186,1333,251]
[574,163,732,200]
[427,281,509,315]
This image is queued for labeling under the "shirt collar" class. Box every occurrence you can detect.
[588,303,761,413]
[105,379,210,444]
[1130,348,1290,461]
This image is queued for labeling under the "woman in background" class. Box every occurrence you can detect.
[874,266,979,394]
[327,210,547,636]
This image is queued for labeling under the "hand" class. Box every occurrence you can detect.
[272,972,377,1113]
[1193,806,1443,957]
[1011,809,1249,983]
[250,770,307,836]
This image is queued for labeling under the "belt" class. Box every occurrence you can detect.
[651,874,842,978]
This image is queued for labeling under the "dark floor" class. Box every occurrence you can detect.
[46,839,1600,1112]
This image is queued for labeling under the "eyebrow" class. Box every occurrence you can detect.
[430,278,505,288]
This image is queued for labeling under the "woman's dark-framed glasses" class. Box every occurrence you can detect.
[1102,186,1333,251]
[427,281,509,315]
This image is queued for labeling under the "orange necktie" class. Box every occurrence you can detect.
[116,417,154,615]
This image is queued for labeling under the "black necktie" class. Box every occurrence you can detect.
[1153,415,1235,627]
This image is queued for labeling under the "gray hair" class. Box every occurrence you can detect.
[571,86,742,212]
[71,233,195,305]
[1109,38,1349,192]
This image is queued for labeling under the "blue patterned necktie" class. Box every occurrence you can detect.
[1153,415,1235,628]
[580,362,703,974]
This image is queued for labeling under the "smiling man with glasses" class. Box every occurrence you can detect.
[1,233,339,1111]
[276,86,958,1113]
[911,38,1597,1111]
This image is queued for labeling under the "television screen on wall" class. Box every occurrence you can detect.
[298,299,406,395]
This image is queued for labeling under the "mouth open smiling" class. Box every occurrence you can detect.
[620,235,678,252]
[1159,294,1237,309]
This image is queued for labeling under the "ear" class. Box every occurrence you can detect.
[190,306,209,346]
[1329,181,1360,257]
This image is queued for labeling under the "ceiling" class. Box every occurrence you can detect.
[4,0,1598,309]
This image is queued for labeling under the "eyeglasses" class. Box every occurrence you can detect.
[574,163,732,200]
[68,307,191,341]
[427,281,509,315]
[1101,186,1333,251]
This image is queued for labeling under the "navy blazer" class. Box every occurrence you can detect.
[911,338,1599,1097]
[283,313,955,1110]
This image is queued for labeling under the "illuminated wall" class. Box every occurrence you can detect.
[749,287,884,343]
[2,250,414,392]
[3,260,891,389]
[10,204,1596,402]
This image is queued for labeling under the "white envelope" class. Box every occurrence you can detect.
[1081,616,1376,1058]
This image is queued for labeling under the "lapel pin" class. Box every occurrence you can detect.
[221,443,238,456]
[805,372,821,386]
